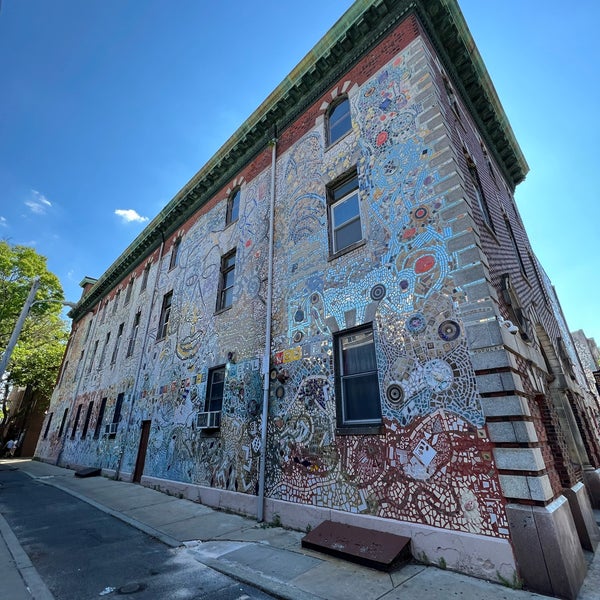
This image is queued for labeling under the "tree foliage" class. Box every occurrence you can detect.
[0,241,69,431]
[0,240,65,349]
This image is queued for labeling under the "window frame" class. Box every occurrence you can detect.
[465,153,495,233]
[58,408,69,437]
[112,290,120,314]
[111,322,124,364]
[216,250,236,312]
[87,340,99,373]
[327,170,364,257]
[140,264,150,292]
[326,96,352,146]
[93,398,107,439]
[225,188,241,226]
[43,412,53,439]
[169,238,181,270]
[334,323,383,434]
[81,401,94,439]
[157,291,173,341]
[99,332,110,368]
[205,365,226,414]
[70,404,82,439]
[124,278,134,304]
[126,311,141,357]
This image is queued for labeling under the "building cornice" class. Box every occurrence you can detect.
[71,0,528,320]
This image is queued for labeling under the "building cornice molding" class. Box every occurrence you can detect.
[71,0,528,320]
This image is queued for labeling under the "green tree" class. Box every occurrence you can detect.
[0,241,69,439]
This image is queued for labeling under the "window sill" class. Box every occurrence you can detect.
[224,219,239,230]
[214,305,233,316]
[328,239,366,262]
[336,424,384,436]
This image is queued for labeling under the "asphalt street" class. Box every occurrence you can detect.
[0,466,275,600]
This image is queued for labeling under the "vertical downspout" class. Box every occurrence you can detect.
[115,233,166,480]
[257,129,278,522]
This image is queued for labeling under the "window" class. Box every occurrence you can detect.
[157,291,173,340]
[74,350,84,381]
[140,264,150,292]
[328,172,363,254]
[111,323,124,364]
[216,250,236,311]
[99,332,111,368]
[505,218,527,277]
[126,311,141,357]
[465,152,494,232]
[87,340,99,373]
[70,404,82,439]
[101,300,108,323]
[226,188,240,225]
[124,278,134,304]
[93,398,107,439]
[327,97,351,145]
[81,402,94,439]
[205,366,225,413]
[113,393,125,424]
[84,320,93,343]
[58,408,68,437]
[334,325,381,430]
[112,290,120,314]
[58,360,68,386]
[169,238,181,270]
[43,413,53,439]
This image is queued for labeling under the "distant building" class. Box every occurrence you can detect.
[36,1,600,597]
[572,329,600,394]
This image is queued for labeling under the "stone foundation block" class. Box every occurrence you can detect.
[563,482,600,551]
[583,467,600,509]
[506,497,586,599]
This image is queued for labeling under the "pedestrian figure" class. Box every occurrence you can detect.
[4,439,16,457]
[9,439,18,457]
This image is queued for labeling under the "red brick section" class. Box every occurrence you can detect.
[171,13,422,260]
[278,14,420,156]
[570,394,600,467]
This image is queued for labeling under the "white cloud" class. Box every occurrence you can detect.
[25,190,52,214]
[0,216,7,227]
[115,209,149,223]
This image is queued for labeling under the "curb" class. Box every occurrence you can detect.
[0,511,55,600]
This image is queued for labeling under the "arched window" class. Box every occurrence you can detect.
[226,188,241,225]
[327,97,351,146]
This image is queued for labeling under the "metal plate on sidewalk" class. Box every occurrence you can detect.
[74,467,101,478]
[301,520,411,571]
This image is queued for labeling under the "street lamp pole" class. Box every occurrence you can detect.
[0,277,41,382]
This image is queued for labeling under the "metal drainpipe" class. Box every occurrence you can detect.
[55,304,100,466]
[115,234,166,481]
[257,130,278,522]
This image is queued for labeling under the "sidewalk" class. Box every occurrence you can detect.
[2,458,600,600]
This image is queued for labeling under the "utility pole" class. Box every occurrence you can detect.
[0,277,41,382]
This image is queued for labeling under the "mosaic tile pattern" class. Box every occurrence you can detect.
[39,38,510,540]
[265,40,508,537]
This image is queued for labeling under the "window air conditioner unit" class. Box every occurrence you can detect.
[105,423,118,436]
[196,411,221,430]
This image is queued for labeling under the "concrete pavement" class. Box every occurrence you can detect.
[2,457,600,600]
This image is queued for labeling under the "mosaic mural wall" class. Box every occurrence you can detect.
[38,37,511,540]
[265,39,509,537]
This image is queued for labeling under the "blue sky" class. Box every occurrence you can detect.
[1,1,599,344]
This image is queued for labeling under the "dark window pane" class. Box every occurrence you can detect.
[332,193,359,226]
[328,99,351,144]
[334,219,362,252]
[342,373,381,422]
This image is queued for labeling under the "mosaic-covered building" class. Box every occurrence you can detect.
[36,1,600,596]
